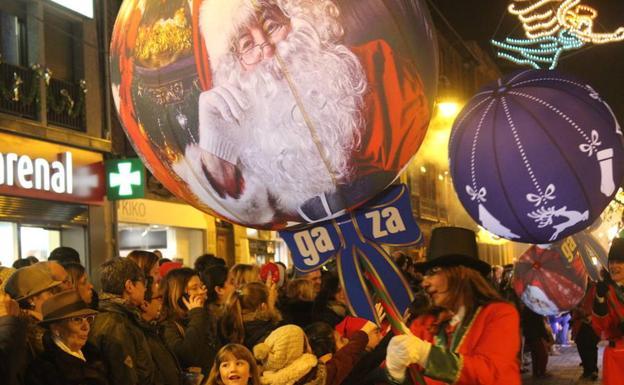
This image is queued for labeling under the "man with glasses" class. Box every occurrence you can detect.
[178,0,429,226]
[88,257,158,385]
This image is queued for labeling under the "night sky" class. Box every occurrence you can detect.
[430,0,624,120]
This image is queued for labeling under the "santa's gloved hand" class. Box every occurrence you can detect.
[385,335,431,381]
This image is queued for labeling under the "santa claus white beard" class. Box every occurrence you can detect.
[213,22,367,215]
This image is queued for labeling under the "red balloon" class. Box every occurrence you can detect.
[513,245,587,315]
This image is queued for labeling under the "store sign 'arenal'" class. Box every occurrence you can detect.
[0,132,105,205]
[0,152,73,194]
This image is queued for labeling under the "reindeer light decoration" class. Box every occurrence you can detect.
[492,0,624,69]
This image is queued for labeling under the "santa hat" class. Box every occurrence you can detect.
[199,0,259,67]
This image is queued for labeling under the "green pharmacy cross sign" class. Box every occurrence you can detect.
[106,158,145,200]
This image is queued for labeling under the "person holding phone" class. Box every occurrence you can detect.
[161,267,218,376]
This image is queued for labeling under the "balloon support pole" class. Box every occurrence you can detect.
[360,256,426,385]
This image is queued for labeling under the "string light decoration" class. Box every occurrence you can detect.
[491,29,583,69]
[557,0,624,44]
[494,0,624,69]
[508,0,563,39]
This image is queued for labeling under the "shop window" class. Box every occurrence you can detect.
[119,227,168,250]
[20,226,61,261]
[0,222,18,267]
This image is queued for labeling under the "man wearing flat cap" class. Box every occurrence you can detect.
[592,238,624,385]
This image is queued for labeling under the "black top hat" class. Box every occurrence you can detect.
[608,238,624,263]
[415,227,491,276]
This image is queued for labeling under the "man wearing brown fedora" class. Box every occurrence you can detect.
[592,238,624,385]
[383,227,521,385]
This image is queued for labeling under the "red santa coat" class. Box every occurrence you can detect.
[591,285,624,385]
[408,302,521,385]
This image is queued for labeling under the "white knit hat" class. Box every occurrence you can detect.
[199,0,259,67]
[253,324,319,385]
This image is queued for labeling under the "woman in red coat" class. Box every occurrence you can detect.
[384,227,521,385]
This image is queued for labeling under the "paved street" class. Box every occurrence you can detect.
[522,343,606,385]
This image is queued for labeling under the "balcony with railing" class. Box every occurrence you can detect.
[47,77,86,131]
[0,63,87,132]
[0,62,39,120]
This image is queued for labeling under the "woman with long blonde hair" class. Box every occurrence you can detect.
[220,281,281,350]
[229,264,260,288]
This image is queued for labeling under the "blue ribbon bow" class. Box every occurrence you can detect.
[280,184,422,322]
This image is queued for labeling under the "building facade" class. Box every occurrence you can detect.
[0,0,114,277]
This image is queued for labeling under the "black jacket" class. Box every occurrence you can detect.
[243,319,279,350]
[88,295,158,385]
[0,315,27,385]
[139,320,183,385]
[26,332,109,385]
[280,300,315,329]
[162,307,218,375]
[312,301,348,327]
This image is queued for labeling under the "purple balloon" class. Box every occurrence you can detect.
[449,70,624,243]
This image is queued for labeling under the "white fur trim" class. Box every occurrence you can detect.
[199,0,257,67]
[260,353,318,385]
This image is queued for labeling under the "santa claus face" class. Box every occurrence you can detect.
[234,9,292,72]
[208,2,367,216]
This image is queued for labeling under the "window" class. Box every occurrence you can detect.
[20,226,61,261]
[0,222,17,267]
[44,10,81,81]
[0,10,27,67]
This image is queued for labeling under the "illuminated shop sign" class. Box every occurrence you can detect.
[0,132,105,204]
[0,152,73,194]
[105,158,145,200]
[48,0,94,18]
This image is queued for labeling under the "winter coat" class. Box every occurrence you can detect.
[88,294,157,385]
[162,307,217,375]
[0,315,27,385]
[26,332,109,385]
[521,306,549,342]
[259,353,327,385]
[280,299,315,329]
[408,302,521,385]
[243,319,279,351]
[313,300,348,327]
[324,330,368,385]
[139,320,183,385]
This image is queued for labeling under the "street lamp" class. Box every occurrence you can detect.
[437,101,460,118]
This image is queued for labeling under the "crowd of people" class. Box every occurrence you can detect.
[0,226,529,385]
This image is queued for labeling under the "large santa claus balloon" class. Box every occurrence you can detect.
[110,0,437,229]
